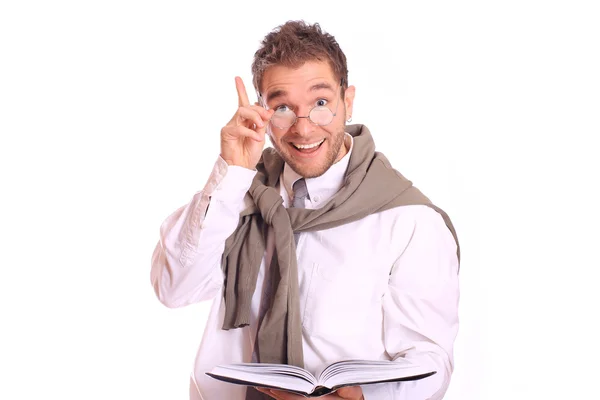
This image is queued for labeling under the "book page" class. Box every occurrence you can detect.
[206,363,317,395]
[318,359,436,389]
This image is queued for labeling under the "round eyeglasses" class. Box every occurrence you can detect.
[260,84,342,130]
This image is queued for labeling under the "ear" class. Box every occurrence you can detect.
[344,85,356,120]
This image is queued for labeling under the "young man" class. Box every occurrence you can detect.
[151,21,460,400]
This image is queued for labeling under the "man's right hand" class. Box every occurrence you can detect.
[220,77,274,170]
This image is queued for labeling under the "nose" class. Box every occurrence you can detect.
[291,115,315,137]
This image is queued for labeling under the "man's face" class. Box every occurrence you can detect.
[260,61,355,178]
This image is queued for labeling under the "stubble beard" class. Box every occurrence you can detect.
[271,124,346,179]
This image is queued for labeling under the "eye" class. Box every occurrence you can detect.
[316,99,328,107]
[274,104,291,113]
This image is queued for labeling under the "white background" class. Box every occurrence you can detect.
[1,1,599,399]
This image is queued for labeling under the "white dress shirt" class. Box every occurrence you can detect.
[151,134,460,400]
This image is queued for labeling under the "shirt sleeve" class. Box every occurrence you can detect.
[361,205,460,400]
[150,156,257,308]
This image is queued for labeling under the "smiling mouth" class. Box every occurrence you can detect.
[291,139,325,151]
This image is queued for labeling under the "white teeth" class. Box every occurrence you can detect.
[293,139,325,149]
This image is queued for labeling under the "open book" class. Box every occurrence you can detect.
[206,359,436,397]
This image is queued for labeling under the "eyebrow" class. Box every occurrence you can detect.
[265,82,336,104]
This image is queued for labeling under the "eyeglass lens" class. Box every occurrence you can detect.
[271,107,334,129]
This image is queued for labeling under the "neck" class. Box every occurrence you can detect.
[334,135,349,164]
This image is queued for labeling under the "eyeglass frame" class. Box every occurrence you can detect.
[257,80,344,130]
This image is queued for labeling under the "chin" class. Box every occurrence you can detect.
[289,163,329,179]
[282,143,338,178]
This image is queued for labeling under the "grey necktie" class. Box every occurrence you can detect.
[291,178,309,244]
[246,178,310,400]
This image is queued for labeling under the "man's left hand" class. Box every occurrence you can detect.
[255,386,364,400]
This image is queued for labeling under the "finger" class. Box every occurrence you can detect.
[335,386,363,399]
[248,104,274,122]
[255,388,285,400]
[265,389,303,400]
[235,76,251,108]
[223,125,264,142]
[254,387,275,398]
[237,107,268,129]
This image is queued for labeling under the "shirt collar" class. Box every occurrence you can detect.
[282,133,354,204]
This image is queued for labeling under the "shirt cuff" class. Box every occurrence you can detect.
[206,156,257,203]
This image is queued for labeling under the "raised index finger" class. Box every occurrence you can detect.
[235,76,251,107]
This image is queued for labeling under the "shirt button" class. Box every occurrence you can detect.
[313,195,321,203]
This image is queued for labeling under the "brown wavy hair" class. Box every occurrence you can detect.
[251,20,349,97]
